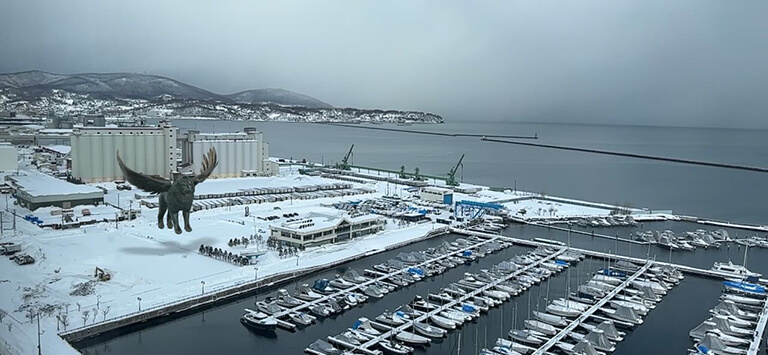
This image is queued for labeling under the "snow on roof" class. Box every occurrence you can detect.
[10,173,102,197]
[43,145,71,155]
[422,186,452,194]
[274,211,382,233]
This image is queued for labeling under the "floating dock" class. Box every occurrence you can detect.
[533,261,652,354]
[351,248,568,354]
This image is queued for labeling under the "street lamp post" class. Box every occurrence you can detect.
[201,281,205,295]
[137,297,142,312]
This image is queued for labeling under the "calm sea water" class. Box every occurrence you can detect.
[80,120,767,354]
[164,119,768,224]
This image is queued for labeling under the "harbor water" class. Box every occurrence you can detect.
[78,121,768,354]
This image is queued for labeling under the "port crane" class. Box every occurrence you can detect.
[335,144,354,170]
[446,154,465,186]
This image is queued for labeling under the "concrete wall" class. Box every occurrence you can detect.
[71,125,177,183]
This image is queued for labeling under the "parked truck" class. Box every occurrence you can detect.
[0,243,21,255]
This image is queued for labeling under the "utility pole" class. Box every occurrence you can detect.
[37,312,42,355]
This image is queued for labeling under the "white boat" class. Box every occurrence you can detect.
[351,317,382,337]
[508,329,545,345]
[694,333,748,355]
[609,300,649,315]
[592,274,622,286]
[711,309,755,328]
[581,320,625,342]
[494,338,532,355]
[722,293,763,306]
[289,312,316,326]
[376,310,408,326]
[275,289,303,308]
[309,303,333,317]
[553,298,589,312]
[362,285,385,299]
[604,305,643,325]
[712,300,758,320]
[240,311,277,332]
[395,331,430,346]
[295,284,324,301]
[378,340,414,354]
[546,304,582,318]
[711,261,762,278]
[330,277,356,289]
[525,319,558,336]
[557,339,600,355]
[573,329,615,352]
[440,308,470,323]
[711,315,753,338]
[689,321,750,346]
[256,301,283,315]
[412,321,446,338]
[429,314,457,329]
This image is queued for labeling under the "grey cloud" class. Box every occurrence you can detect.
[1,0,767,128]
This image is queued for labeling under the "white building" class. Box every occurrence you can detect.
[0,143,18,172]
[6,173,104,210]
[420,186,454,204]
[180,128,277,178]
[270,212,384,248]
[70,122,177,183]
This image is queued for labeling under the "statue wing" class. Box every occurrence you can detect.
[116,151,172,194]
[194,147,218,184]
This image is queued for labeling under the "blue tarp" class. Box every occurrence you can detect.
[407,267,425,276]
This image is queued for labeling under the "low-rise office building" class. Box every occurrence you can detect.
[270,212,384,248]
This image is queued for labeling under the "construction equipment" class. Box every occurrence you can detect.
[334,144,354,170]
[446,154,465,186]
[413,167,424,181]
[94,267,111,281]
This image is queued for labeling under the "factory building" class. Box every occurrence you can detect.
[6,173,104,210]
[420,186,454,204]
[70,122,177,183]
[179,128,278,178]
[0,143,18,172]
[270,212,384,248]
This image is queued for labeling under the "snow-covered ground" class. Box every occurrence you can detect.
[0,165,663,355]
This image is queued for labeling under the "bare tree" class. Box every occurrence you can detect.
[60,313,70,330]
[25,308,36,324]
[102,306,110,321]
[92,308,98,323]
[82,310,90,326]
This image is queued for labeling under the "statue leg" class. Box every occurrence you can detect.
[166,210,173,229]
[172,211,182,234]
[157,194,167,229]
[183,210,192,232]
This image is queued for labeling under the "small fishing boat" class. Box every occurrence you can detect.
[330,277,356,289]
[309,303,333,317]
[376,310,408,326]
[351,317,382,337]
[313,279,337,295]
[362,285,385,299]
[342,269,370,284]
[256,300,283,315]
[275,289,303,308]
[410,295,438,311]
[295,284,324,301]
[379,340,414,354]
[240,311,277,332]
[289,312,315,326]
[721,293,763,306]
[306,339,342,355]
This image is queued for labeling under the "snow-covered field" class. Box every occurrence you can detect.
[0,166,656,355]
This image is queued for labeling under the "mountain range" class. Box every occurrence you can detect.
[0,71,443,124]
[0,70,332,108]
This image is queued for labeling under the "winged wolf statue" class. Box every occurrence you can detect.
[117,148,218,234]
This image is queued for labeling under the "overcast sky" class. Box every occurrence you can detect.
[1,1,767,128]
